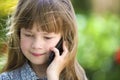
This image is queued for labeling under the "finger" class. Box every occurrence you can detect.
[51,47,60,57]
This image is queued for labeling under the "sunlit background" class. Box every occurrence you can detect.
[0,0,120,80]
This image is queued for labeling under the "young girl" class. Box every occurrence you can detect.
[0,0,88,80]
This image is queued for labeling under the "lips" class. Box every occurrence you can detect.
[31,53,46,56]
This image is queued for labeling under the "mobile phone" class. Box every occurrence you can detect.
[48,38,63,64]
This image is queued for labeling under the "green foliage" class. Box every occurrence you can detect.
[0,0,17,71]
[71,0,91,14]
[0,17,7,43]
[0,0,17,16]
[76,13,120,80]
[77,13,120,68]
[0,55,7,71]
[0,0,17,43]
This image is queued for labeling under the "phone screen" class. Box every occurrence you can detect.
[48,38,63,64]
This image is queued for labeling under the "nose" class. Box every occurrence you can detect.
[31,38,44,49]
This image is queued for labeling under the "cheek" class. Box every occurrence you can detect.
[46,38,61,50]
[46,41,57,49]
[20,38,31,51]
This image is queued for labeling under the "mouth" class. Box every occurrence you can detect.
[31,53,47,57]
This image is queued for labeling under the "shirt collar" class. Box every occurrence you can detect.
[20,62,40,80]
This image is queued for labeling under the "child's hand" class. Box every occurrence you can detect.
[47,41,69,80]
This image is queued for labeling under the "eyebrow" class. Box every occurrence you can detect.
[23,29,32,33]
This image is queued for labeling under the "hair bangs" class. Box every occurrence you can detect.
[34,12,63,33]
[17,0,63,34]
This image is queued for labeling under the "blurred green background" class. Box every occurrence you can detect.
[0,0,120,80]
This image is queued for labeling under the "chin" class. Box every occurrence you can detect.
[31,60,48,65]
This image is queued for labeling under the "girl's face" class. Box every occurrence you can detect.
[20,24,61,65]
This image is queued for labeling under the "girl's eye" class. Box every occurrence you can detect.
[24,34,33,37]
[44,37,52,39]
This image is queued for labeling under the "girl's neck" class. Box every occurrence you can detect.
[29,62,48,78]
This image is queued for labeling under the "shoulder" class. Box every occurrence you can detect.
[0,68,21,80]
[0,72,11,80]
[0,65,23,80]
[0,62,39,80]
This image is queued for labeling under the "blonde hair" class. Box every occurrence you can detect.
[2,0,87,80]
